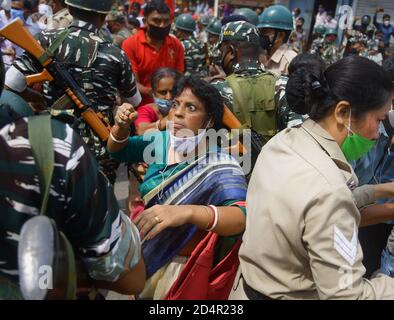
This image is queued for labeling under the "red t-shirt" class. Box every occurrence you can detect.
[134,104,159,127]
[122,29,184,106]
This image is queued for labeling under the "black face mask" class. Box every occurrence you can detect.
[147,24,171,41]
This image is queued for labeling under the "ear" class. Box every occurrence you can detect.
[228,44,237,62]
[333,100,351,126]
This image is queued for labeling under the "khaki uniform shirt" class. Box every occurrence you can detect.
[46,8,73,30]
[267,44,298,76]
[230,119,394,300]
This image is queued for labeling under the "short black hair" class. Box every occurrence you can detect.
[227,41,261,61]
[286,55,393,120]
[383,14,391,20]
[68,5,106,21]
[173,76,224,130]
[128,16,141,28]
[144,0,170,17]
[23,0,33,10]
[131,1,141,10]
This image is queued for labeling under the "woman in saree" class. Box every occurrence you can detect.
[107,76,248,299]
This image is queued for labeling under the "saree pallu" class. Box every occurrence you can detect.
[141,152,247,278]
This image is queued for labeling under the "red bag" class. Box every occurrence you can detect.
[164,232,241,300]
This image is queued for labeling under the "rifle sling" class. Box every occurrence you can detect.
[28,114,54,214]
[38,29,71,65]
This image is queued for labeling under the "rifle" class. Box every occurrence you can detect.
[0,19,111,141]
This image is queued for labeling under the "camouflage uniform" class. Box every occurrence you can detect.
[46,8,73,30]
[310,37,325,55]
[207,43,221,66]
[211,21,303,138]
[181,35,208,77]
[211,62,303,131]
[113,27,133,48]
[0,115,141,296]
[321,41,341,66]
[10,19,140,184]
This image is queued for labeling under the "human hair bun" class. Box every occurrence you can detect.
[285,53,329,117]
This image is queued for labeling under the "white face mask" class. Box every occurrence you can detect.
[389,107,394,128]
[1,0,11,11]
[384,20,390,27]
[38,4,52,16]
[169,128,207,155]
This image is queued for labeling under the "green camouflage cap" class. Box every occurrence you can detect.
[218,21,260,45]
[106,11,125,23]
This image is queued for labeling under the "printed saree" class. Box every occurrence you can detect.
[141,151,247,278]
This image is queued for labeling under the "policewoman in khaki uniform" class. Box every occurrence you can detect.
[230,56,394,300]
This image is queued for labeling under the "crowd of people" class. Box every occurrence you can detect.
[0,0,394,300]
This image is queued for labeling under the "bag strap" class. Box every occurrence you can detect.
[28,114,54,214]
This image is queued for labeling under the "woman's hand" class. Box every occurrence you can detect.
[134,205,193,241]
[114,103,138,130]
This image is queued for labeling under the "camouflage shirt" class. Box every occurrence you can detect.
[0,116,140,290]
[207,43,221,66]
[321,42,341,66]
[211,61,303,130]
[113,27,133,48]
[181,35,208,77]
[310,37,324,55]
[12,20,140,160]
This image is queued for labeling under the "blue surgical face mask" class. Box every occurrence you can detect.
[11,8,24,22]
[154,97,172,116]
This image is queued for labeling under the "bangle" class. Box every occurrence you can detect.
[206,205,219,232]
[110,131,129,144]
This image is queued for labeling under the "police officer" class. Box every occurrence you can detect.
[321,28,341,66]
[310,25,326,55]
[257,5,298,76]
[230,56,394,300]
[233,7,259,26]
[353,15,375,39]
[206,19,222,67]
[5,0,142,185]
[211,21,279,145]
[174,13,207,77]
[197,14,211,45]
[46,0,73,30]
[106,11,132,48]
[0,52,145,299]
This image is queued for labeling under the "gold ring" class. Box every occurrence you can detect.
[155,216,161,223]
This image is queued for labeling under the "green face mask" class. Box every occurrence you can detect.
[340,133,375,161]
[340,112,375,161]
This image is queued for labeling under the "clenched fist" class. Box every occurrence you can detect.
[114,103,138,129]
